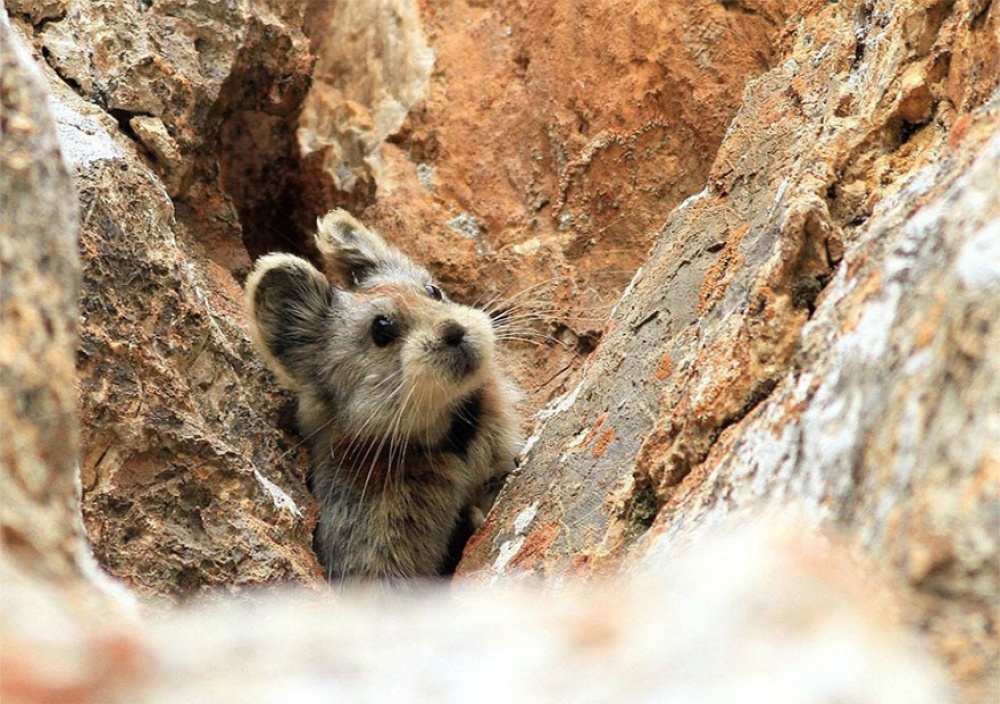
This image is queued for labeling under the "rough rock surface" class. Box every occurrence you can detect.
[1,7,136,659]
[4,0,802,599]
[6,3,322,598]
[461,0,1000,697]
[300,0,804,413]
[2,0,999,700]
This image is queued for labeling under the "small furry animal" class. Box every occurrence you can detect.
[246,209,521,581]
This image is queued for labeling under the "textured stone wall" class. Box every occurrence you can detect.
[298,0,805,414]
[5,0,803,599]
[462,0,1000,696]
[6,0,322,598]
[1,6,84,584]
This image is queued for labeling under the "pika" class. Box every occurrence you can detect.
[246,210,521,581]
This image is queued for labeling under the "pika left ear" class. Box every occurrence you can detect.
[314,209,428,289]
[245,253,335,391]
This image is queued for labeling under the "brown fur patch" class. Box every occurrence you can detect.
[333,444,442,493]
[360,282,425,309]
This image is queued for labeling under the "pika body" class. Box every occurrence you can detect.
[246,210,521,581]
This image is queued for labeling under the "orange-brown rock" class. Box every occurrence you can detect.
[300,0,804,413]
[461,1,1000,698]
[6,3,322,598]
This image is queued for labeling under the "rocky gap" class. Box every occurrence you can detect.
[968,0,991,29]
[107,108,148,146]
[211,64,316,267]
[622,480,659,541]
[13,0,969,610]
[38,45,81,94]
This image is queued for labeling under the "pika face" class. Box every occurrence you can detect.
[246,210,521,581]
[330,280,496,442]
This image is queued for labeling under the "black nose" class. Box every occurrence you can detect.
[441,321,466,346]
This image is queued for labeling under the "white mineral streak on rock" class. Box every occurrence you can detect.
[676,187,709,213]
[492,502,540,574]
[607,265,644,321]
[254,469,303,519]
[513,501,539,535]
[492,536,526,574]
[49,98,123,168]
[524,378,588,459]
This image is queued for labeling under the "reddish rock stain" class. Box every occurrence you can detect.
[509,522,560,570]
[579,412,609,449]
[591,426,616,458]
[654,353,673,380]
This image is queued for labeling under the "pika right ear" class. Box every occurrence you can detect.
[315,209,425,288]
[245,253,333,390]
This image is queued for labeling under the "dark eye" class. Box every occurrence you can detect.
[424,284,443,301]
[371,316,398,347]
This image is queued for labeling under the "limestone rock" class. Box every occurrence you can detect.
[2,0,999,700]
[6,0,806,600]
[300,0,804,414]
[2,517,953,703]
[1,10,137,649]
[298,0,434,196]
[13,0,315,281]
[29,0,311,193]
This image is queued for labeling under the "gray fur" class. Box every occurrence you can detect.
[314,209,430,290]
[246,210,521,582]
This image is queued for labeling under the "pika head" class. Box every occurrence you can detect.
[246,210,521,581]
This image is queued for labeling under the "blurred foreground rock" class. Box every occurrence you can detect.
[3,517,953,704]
[0,3,88,586]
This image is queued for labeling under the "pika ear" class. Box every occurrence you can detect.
[314,209,425,288]
[245,253,334,390]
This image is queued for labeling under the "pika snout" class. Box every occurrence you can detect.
[437,319,479,380]
[441,320,465,346]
